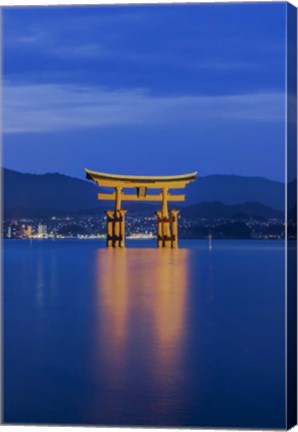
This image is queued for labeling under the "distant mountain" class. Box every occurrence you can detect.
[2,168,287,218]
[181,201,283,220]
[186,174,286,210]
[3,168,104,218]
[2,168,156,218]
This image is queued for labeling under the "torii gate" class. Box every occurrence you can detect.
[85,169,197,248]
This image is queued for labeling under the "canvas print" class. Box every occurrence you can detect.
[1,2,297,429]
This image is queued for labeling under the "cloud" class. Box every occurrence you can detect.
[193,61,260,71]
[4,10,146,50]
[4,25,50,48]
[3,82,285,134]
[50,43,106,59]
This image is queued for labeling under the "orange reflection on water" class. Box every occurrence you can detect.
[152,249,189,346]
[93,248,190,419]
[95,249,129,360]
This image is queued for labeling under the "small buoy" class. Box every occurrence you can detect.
[208,234,212,250]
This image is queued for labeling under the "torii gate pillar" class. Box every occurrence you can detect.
[156,188,180,248]
[106,187,127,248]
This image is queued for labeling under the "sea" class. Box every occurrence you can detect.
[3,239,286,428]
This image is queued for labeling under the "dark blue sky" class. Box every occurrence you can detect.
[3,3,286,180]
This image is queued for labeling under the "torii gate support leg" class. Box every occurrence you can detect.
[119,209,127,248]
[162,188,171,248]
[106,210,114,247]
[170,210,180,248]
[156,211,163,248]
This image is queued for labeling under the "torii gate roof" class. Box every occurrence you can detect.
[85,169,197,188]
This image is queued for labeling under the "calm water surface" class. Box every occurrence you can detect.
[3,239,285,428]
